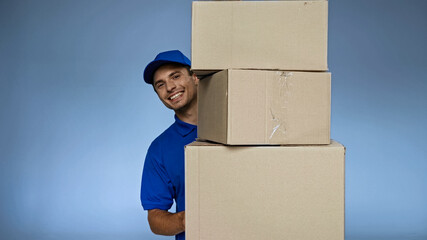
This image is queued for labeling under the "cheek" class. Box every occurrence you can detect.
[156,91,167,101]
[190,84,198,95]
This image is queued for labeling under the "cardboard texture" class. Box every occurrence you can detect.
[198,69,331,145]
[185,140,345,240]
[192,1,328,75]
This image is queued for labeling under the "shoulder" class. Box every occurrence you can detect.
[153,122,177,144]
[147,122,177,154]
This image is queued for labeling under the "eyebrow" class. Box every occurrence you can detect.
[168,71,181,78]
[154,71,182,86]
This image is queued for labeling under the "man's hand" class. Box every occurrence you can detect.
[147,209,185,236]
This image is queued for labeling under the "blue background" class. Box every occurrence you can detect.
[1,0,426,239]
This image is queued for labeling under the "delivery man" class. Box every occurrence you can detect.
[140,50,199,240]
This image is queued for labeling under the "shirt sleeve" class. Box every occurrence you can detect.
[140,140,174,211]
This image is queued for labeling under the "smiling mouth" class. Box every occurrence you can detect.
[169,92,183,100]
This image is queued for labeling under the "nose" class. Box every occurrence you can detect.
[165,79,176,92]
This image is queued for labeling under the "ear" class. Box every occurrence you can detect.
[192,73,200,86]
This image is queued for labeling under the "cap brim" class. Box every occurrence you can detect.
[143,60,170,84]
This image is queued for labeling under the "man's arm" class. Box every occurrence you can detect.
[147,209,185,236]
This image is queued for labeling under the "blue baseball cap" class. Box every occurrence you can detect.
[143,50,191,84]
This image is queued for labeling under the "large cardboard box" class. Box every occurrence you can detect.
[198,69,331,145]
[185,140,345,240]
[192,0,328,75]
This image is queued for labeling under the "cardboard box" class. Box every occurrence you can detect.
[198,69,331,145]
[192,1,328,75]
[185,140,345,240]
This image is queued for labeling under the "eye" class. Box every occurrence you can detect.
[172,74,181,80]
[156,82,164,89]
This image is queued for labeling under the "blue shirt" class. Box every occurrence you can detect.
[141,115,197,240]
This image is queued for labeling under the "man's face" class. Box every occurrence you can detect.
[153,64,199,112]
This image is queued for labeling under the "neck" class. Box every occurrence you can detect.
[175,102,198,125]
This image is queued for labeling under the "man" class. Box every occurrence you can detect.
[140,50,199,240]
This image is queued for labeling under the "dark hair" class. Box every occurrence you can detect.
[183,65,194,77]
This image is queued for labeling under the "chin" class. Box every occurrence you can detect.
[165,102,185,111]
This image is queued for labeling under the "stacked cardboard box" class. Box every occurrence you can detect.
[186,1,345,240]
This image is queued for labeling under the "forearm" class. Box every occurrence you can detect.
[147,209,185,236]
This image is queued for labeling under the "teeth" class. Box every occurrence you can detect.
[170,92,182,100]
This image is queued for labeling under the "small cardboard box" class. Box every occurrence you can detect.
[185,140,345,240]
[198,69,331,145]
[192,0,328,75]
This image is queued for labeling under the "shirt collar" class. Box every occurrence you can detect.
[174,115,197,137]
